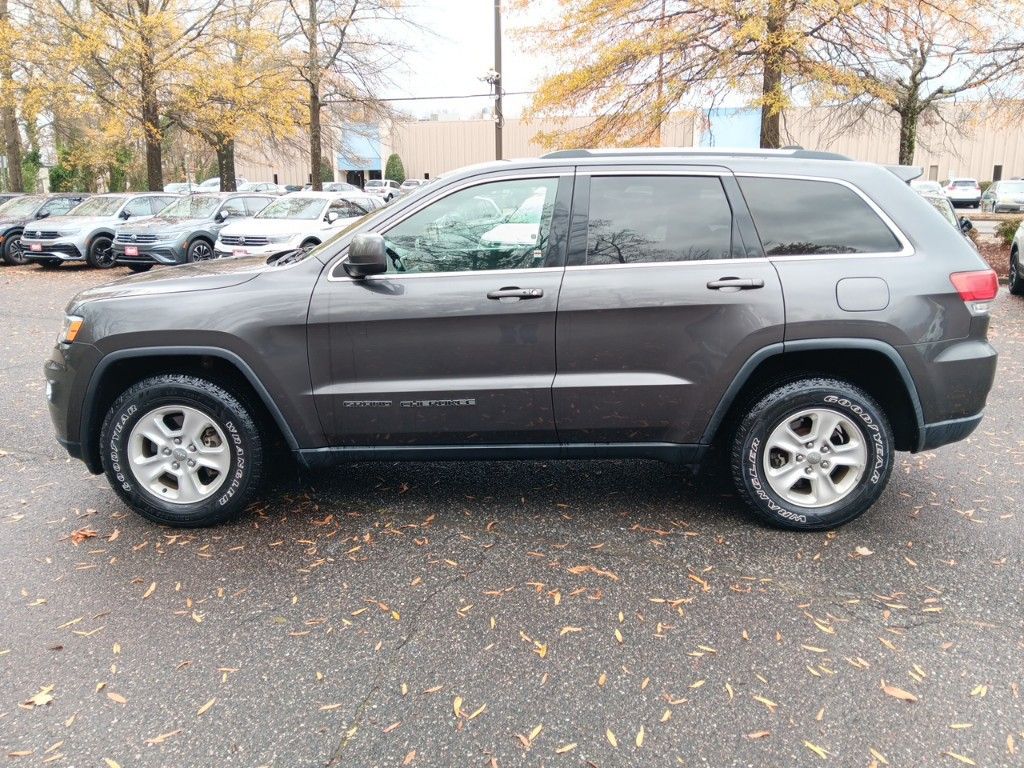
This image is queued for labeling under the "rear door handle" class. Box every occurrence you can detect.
[487,286,544,300]
[706,277,765,290]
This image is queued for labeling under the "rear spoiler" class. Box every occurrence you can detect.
[886,165,923,183]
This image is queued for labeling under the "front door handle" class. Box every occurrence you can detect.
[706,277,765,291]
[487,286,544,300]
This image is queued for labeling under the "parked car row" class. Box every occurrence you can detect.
[0,188,390,270]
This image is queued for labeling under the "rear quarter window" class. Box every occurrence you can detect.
[738,177,902,256]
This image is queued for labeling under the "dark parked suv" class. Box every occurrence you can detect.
[112,193,275,270]
[45,149,998,529]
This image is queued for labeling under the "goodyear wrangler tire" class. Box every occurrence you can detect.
[100,375,263,527]
[730,378,893,530]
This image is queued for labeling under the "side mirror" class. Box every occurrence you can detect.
[119,209,131,219]
[326,211,339,224]
[36,211,49,219]
[216,209,229,221]
[345,233,387,278]
[959,216,974,233]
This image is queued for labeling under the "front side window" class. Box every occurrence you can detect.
[586,176,732,265]
[123,197,154,217]
[739,177,902,255]
[221,198,247,217]
[329,199,370,218]
[381,177,558,273]
[243,197,272,215]
[161,196,220,218]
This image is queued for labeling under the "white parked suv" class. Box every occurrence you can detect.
[214,192,381,258]
[364,178,401,202]
[944,178,981,208]
[20,192,178,269]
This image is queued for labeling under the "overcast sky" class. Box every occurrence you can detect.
[381,0,554,119]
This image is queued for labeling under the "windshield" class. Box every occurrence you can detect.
[256,196,326,220]
[69,195,127,216]
[0,195,43,217]
[952,180,978,187]
[159,196,221,218]
[365,180,384,188]
[1000,182,1024,194]
[401,180,419,188]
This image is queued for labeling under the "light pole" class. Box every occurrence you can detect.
[493,0,503,160]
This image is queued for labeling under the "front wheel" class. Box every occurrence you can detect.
[86,235,116,268]
[128,263,152,273]
[100,375,264,527]
[186,240,214,262]
[2,232,27,265]
[730,378,893,530]
[37,258,62,269]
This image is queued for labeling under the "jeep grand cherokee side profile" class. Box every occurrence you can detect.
[44,149,998,530]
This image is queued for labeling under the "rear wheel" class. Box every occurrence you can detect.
[1010,248,1024,296]
[86,235,116,268]
[100,375,264,527]
[730,378,893,530]
[2,232,27,265]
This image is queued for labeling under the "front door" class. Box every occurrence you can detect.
[309,172,573,446]
[553,169,785,446]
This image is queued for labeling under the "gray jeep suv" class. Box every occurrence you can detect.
[44,148,998,530]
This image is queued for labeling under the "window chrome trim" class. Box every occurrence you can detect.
[326,172,567,282]
[565,257,768,271]
[735,172,914,259]
[577,168,729,177]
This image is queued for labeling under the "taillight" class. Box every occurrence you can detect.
[950,270,998,308]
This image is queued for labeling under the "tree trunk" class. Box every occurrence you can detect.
[139,42,162,190]
[216,138,236,191]
[0,0,22,192]
[897,108,918,166]
[307,0,322,191]
[759,5,785,149]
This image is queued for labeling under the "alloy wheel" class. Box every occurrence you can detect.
[191,242,213,261]
[762,408,868,508]
[126,404,231,504]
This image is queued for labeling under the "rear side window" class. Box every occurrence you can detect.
[586,176,732,265]
[739,177,901,255]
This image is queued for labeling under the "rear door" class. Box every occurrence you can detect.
[553,166,785,445]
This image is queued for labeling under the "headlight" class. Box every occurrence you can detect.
[58,314,83,344]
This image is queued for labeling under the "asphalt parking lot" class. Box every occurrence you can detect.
[1,264,1023,767]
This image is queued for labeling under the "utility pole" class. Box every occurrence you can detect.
[493,0,503,160]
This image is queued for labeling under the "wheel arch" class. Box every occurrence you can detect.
[87,230,116,250]
[81,347,300,473]
[703,339,925,453]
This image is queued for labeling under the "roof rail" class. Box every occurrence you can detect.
[539,147,851,161]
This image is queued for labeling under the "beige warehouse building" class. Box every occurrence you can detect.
[238,105,1024,185]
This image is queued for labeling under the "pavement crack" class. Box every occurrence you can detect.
[325,530,494,765]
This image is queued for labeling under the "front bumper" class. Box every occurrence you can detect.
[22,235,86,261]
[112,241,187,266]
[44,340,104,473]
[214,242,293,258]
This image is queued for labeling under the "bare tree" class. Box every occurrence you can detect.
[819,0,1024,164]
[284,0,409,189]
